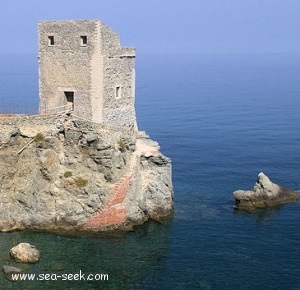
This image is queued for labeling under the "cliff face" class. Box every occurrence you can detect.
[0,113,173,232]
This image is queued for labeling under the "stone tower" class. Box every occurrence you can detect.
[38,20,136,128]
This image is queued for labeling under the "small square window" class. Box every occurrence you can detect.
[48,36,54,46]
[80,36,87,46]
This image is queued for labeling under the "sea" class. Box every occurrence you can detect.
[0,52,300,289]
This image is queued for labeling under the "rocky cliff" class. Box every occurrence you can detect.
[0,113,173,232]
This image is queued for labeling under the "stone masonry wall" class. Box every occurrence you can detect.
[102,53,136,128]
[38,20,136,129]
[99,22,136,128]
[99,22,120,54]
[38,20,99,119]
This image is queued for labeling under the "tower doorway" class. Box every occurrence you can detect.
[64,91,74,110]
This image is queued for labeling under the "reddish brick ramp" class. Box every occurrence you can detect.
[83,173,134,229]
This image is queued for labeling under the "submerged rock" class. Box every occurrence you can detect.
[10,243,40,263]
[233,172,300,209]
[3,265,23,281]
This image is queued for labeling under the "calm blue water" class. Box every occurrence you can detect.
[1,53,300,289]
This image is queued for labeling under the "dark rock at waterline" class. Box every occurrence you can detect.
[3,265,23,281]
[233,172,300,209]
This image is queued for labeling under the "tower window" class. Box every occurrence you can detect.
[80,36,87,46]
[48,36,55,46]
[115,86,121,99]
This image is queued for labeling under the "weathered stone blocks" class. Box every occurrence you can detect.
[38,20,136,128]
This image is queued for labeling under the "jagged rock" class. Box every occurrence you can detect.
[136,131,149,139]
[234,172,300,209]
[149,155,170,166]
[86,133,98,143]
[10,243,40,263]
[3,265,23,281]
[19,126,50,138]
[0,114,173,232]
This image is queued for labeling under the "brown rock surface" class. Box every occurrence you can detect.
[234,172,300,209]
[10,243,40,263]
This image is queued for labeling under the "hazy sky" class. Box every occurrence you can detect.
[1,0,300,54]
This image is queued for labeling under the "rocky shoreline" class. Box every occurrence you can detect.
[0,113,173,232]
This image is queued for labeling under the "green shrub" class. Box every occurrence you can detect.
[75,177,88,188]
[64,171,73,178]
[117,140,126,151]
[34,133,45,142]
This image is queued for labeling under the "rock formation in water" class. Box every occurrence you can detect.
[10,243,40,263]
[3,265,23,281]
[233,172,300,209]
[0,113,173,232]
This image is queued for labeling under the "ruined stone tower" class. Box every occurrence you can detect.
[38,20,136,128]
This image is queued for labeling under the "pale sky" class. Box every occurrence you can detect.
[1,0,300,54]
